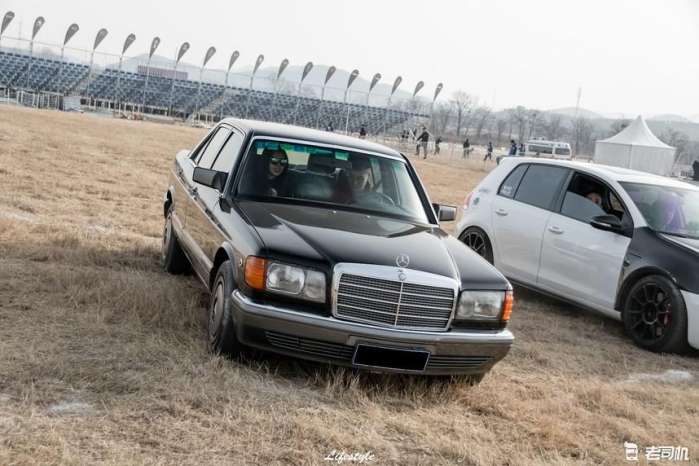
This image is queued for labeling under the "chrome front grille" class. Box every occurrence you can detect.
[333,265,457,331]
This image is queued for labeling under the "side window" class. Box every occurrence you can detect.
[498,164,528,198]
[196,127,231,168]
[514,165,569,210]
[212,131,244,173]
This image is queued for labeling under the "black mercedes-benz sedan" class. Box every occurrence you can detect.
[162,119,514,379]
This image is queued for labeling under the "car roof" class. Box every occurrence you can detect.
[512,157,699,191]
[221,118,403,159]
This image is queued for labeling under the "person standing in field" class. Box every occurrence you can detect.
[416,127,430,159]
[484,141,494,162]
[359,125,367,139]
[434,136,442,155]
[462,138,471,158]
[509,139,517,156]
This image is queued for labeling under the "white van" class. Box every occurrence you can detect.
[524,140,572,159]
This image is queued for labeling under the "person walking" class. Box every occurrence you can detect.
[415,127,430,159]
[434,136,442,155]
[484,141,493,162]
[359,125,367,139]
[462,138,471,158]
[519,142,525,156]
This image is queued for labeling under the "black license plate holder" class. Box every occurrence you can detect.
[352,344,430,372]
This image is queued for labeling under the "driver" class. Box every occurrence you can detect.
[586,191,603,207]
[262,148,289,197]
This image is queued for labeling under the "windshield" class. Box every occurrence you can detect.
[621,182,699,239]
[237,139,430,223]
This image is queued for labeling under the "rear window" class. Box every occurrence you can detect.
[498,164,528,198]
[554,147,571,156]
[514,165,569,210]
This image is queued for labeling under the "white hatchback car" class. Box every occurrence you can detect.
[456,157,699,353]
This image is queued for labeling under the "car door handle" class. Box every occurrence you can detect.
[548,225,564,234]
[495,208,508,216]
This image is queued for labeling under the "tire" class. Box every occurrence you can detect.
[622,275,689,353]
[460,227,494,264]
[208,260,243,357]
[161,208,190,274]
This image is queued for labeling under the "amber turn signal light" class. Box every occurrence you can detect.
[244,256,267,290]
[501,290,514,322]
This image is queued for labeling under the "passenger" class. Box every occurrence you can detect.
[653,192,685,232]
[262,149,289,197]
[586,191,603,207]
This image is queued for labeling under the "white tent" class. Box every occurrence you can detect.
[593,115,676,176]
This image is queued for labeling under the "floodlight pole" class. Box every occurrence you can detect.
[56,23,79,94]
[115,33,135,111]
[169,42,189,117]
[142,37,161,113]
[292,61,313,125]
[244,54,264,119]
[25,16,45,90]
[382,76,402,137]
[315,65,336,129]
[271,58,289,122]
[85,28,108,102]
[0,11,16,49]
[344,69,359,133]
[194,46,216,121]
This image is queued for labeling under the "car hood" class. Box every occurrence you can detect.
[237,200,507,289]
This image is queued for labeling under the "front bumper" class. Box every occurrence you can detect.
[231,290,514,375]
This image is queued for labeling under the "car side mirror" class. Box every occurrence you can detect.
[433,203,457,222]
[590,214,623,233]
[193,167,227,192]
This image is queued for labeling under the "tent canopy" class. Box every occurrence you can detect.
[593,115,676,176]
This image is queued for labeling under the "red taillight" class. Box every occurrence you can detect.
[463,191,473,210]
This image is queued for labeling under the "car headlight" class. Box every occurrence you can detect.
[245,257,326,303]
[456,290,513,321]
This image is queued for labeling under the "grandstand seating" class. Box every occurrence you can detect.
[0,49,425,132]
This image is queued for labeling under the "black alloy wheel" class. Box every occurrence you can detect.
[623,275,689,353]
[461,227,493,264]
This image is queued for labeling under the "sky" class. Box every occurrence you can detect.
[2,0,698,117]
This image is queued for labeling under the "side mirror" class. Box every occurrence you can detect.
[590,214,623,233]
[193,167,227,192]
[433,203,457,222]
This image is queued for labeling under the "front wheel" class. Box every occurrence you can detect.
[208,261,244,357]
[622,275,689,353]
[460,227,493,264]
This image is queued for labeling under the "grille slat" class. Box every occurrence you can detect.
[335,272,455,330]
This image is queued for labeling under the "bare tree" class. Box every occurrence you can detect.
[449,91,475,137]
[430,102,452,136]
[493,117,508,145]
[572,116,595,156]
[473,106,492,143]
[660,128,690,164]
[543,114,564,141]
[608,119,631,137]
[508,106,528,142]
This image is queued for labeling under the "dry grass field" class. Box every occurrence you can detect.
[0,106,698,465]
